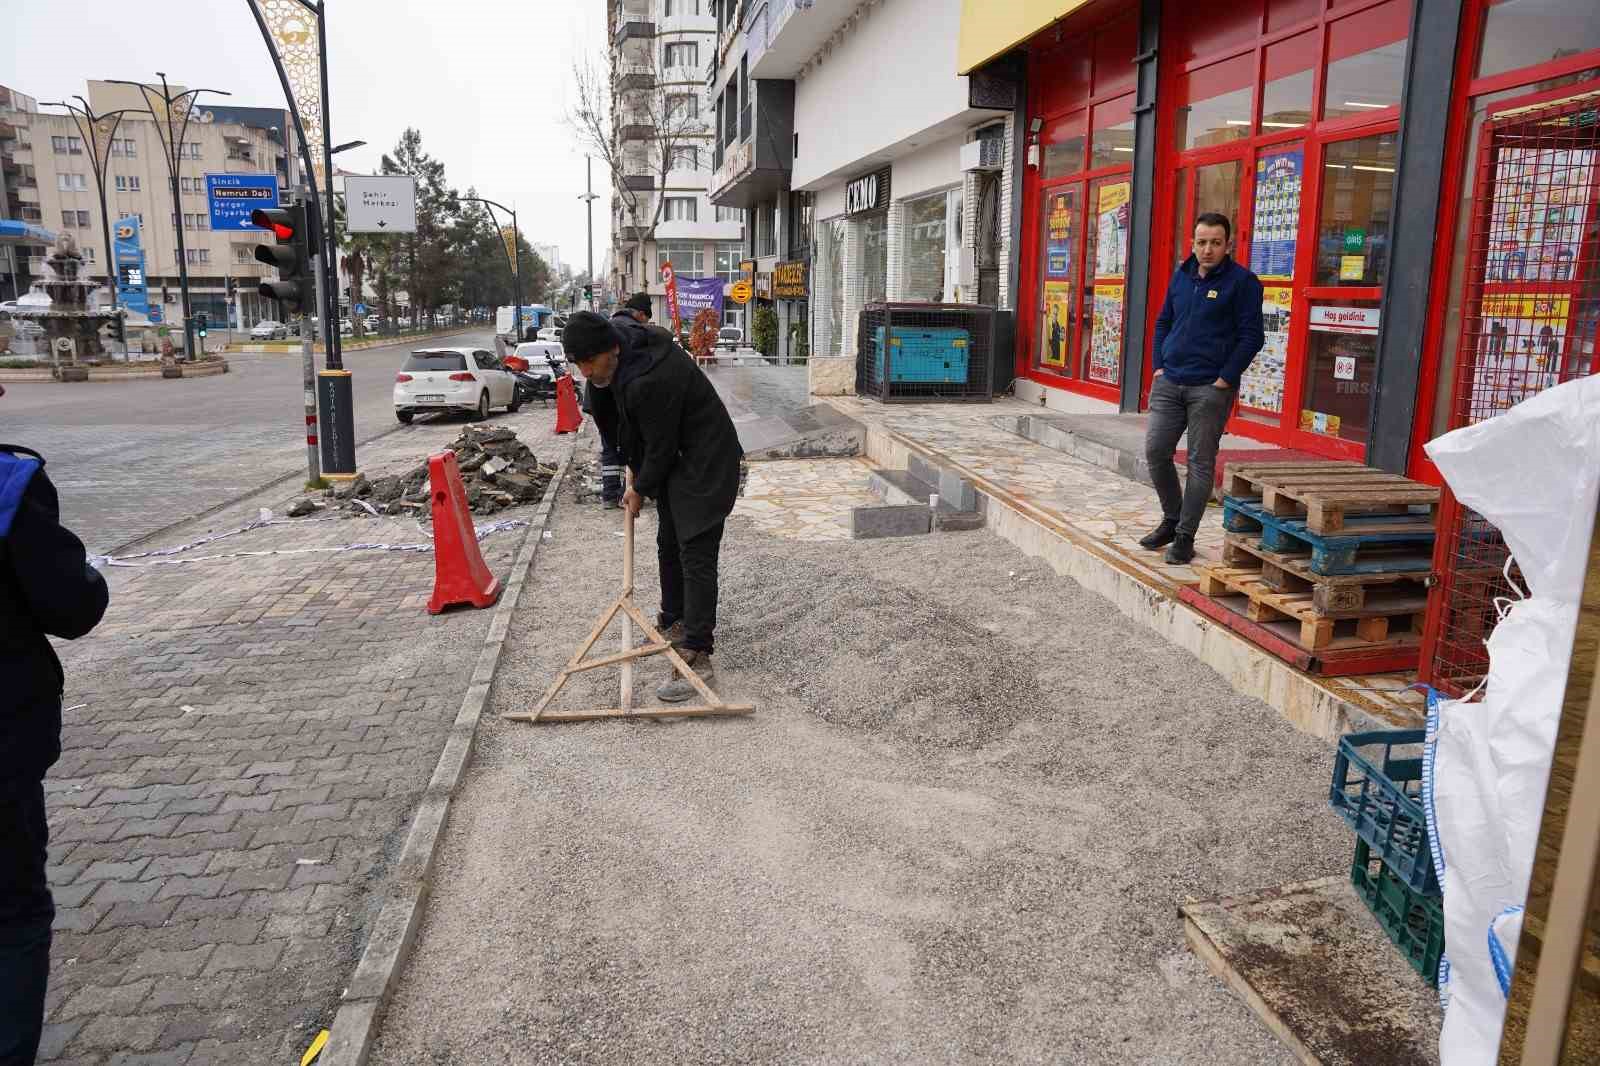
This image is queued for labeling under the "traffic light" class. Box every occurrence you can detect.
[195,311,208,339]
[251,203,314,315]
[583,283,593,302]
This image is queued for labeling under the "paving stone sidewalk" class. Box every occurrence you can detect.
[36,406,575,1065]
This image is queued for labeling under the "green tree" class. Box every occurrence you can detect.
[380,128,461,325]
[752,304,779,358]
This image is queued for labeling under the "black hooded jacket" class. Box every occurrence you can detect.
[584,323,742,541]
[0,446,109,778]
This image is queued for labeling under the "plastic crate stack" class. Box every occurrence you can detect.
[1328,729,1445,985]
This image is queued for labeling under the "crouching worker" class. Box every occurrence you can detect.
[562,310,743,702]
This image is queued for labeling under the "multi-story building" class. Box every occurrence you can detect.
[707,0,1021,383]
[0,80,301,329]
[607,0,745,331]
[533,242,566,278]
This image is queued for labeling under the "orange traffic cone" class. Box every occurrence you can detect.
[426,450,501,614]
[554,374,583,434]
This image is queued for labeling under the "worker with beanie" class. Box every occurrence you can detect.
[562,309,743,702]
[591,292,655,508]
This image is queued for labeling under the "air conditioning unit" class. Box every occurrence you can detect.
[960,136,1005,173]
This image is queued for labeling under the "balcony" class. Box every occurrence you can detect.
[618,120,658,142]
[614,64,655,91]
[707,80,794,210]
[615,224,649,244]
[749,0,852,79]
[614,17,655,46]
[622,172,655,191]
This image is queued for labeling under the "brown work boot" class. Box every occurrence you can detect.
[657,650,716,703]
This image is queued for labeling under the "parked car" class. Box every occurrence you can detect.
[251,320,287,340]
[393,347,520,424]
[340,318,353,336]
[535,326,562,342]
[715,326,745,351]
[365,315,383,331]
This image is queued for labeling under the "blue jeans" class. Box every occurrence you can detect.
[0,776,52,1066]
[1144,375,1235,537]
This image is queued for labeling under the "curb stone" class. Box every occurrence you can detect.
[318,447,574,1066]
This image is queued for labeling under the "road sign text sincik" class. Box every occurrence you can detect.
[206,174,280,230]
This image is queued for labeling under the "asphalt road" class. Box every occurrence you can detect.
[1,329,497,554]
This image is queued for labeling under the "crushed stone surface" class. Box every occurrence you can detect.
[368,473,1353,1065]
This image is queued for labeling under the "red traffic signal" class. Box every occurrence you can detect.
[250,207,295,240]
[251,204,313,315]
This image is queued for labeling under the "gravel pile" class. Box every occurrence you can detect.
[369,488,1354,1066]
[317,425,557,516]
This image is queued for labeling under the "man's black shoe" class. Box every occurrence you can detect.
[1139,519,1179,551]
[1164,533,1196,565]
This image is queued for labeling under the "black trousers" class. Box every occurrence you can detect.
[599,434,623,504]
[655,483,726,656]
[0,775,52,1066]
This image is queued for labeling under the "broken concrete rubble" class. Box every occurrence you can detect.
[315,424,557,517]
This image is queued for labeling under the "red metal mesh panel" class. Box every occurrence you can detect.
[1424,89,1600,696]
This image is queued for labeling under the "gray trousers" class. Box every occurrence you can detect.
[1144,375,1236,537]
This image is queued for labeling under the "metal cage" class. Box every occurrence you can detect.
[1421,88,1600,697]
[855,302,997,403]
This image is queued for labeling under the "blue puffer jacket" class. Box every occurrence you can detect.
[1,446,109,778]
[1151,255,1266,387]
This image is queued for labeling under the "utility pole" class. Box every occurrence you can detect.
[581,155,597,311]
[107,75,230,361]
[454,195,521,341]
[305,240,324,485]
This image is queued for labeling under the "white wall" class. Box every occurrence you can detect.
[791,0,970,190]
[891,135,964,202]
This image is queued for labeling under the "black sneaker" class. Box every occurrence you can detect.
[1139,518,1179,551]
[1164,533,1196,565]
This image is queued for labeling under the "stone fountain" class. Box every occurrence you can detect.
[10,231,125,366]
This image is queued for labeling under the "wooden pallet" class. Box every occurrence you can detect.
[1179,585,1422,676]
[1222,497,1435,575]
[1222,461,1440,535]
[1220,533,1432,613]
[1194,562,1427,650]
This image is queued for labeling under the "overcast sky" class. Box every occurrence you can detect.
[5,0,609,275]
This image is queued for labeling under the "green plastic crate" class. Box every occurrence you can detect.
[1351,838,1445,986]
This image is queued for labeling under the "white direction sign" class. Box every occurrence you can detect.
[344,175,417,233]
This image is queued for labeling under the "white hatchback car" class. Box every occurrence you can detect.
[393,347,519,424]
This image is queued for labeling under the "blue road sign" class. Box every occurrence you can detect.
[355,303,367,315]
[206,174,279,231]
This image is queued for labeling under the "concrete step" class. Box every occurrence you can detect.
[865,470,984,532]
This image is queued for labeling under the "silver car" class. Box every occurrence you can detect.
[251,320,287,340]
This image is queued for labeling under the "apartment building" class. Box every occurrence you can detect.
[0,80,300,328]
[708,0,1021,382]
[608,0,745,330]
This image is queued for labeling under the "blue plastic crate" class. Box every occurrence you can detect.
[1329,729,1440,896]
[871,326,971,384]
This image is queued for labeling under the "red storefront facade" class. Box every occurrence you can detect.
[1013,0,1600,482]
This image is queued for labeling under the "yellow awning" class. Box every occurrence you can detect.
[958,0,1100,75]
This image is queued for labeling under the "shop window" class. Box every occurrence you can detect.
[1091,15,1138,98]
[1260,32,1317,131]
[1171,0,1263,64]
[1194,160,1244,242]
[1041,113,1086,179]
[1083,178,1131,385]
[1477,0,1600,80]
[1322,0,1410,121]
[1038,187,1080,371]
[815,219,846,358]
[1089,94,1135,171]
[861,213,888,305]
[1170,169,1190,269]
[901,190,953,303]
[1244,146,1306,417]
[1266,0,1320,32]
[1315,132,1397,286]
[1176,56,1254,151]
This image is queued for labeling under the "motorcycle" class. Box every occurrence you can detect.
[507,354,569,406]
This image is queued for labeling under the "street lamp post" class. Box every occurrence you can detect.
[40,97,139,360]
[581,156,597,311]
[454,195,522,345]
[105,75,230,362]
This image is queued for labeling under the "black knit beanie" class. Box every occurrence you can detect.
[561,310,622,361]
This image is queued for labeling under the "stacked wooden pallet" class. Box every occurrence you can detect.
[1178,461,1439,676]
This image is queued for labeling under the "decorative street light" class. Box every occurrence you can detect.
[39,96,139,359]
[453,195,522,344]
[104,75,231,361]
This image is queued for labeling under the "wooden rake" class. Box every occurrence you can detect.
[502,480,755,724]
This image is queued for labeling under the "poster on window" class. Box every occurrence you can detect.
[1095,182,1130,279]
[1249,148,1303,281]
[1087,283,1123,385]
[1045,192,1074,279]
[1469,293,1569,421]
[1240,286,1291,413]
[1041,281,1072,368]
[1484,149,1596,283]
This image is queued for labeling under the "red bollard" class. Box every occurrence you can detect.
[554,374,583,435]
[426,450,501,614]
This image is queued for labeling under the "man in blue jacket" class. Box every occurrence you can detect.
[1141,212,1265,564]
[0,419,109,1065]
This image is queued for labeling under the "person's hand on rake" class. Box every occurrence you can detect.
[622,485,643,518]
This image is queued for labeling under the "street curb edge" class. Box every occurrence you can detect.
[317,447,574,1066]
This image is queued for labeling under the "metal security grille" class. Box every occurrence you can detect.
[856,302,996,403]
[1423,89,1600,697]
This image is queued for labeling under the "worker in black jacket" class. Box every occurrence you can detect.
[563,310,742,702]
[0,432,109,1065]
